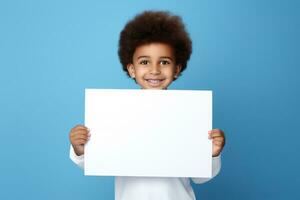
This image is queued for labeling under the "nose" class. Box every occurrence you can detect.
[150,64,161,75]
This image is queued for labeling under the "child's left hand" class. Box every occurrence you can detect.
[208,129,225,157]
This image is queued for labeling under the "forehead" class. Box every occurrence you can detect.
[133,42,175,59]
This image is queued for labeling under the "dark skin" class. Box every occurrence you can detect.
[69,125,90,156]
[69,42,225,157]
[209,129,225,157]
[69,125,225,157]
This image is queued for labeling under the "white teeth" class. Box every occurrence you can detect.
[147,79,161,83]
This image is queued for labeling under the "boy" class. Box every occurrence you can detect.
[69,11,225,200]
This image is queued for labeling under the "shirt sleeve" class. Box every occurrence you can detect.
[191,154,221,184]
[69,145,85,170]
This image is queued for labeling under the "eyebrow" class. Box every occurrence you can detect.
[137,56,173,61]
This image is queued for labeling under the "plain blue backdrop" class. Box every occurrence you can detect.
[0,0,299,199]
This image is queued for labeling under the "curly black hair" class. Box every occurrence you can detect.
[118,10,192,78]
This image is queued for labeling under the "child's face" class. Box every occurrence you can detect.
[127,43,181,89]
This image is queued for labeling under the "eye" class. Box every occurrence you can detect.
[139,60,149,65]
[160,60,170,65]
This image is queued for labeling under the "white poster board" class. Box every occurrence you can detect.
[84,89,212,178]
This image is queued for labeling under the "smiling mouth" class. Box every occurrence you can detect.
[145,79,165,86]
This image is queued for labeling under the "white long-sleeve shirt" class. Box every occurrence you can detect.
[70,146,221,200]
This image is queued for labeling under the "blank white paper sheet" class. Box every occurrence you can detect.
[84,89,212,178]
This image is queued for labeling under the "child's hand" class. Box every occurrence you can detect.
[69,125,90,156]
[208,129,225,157]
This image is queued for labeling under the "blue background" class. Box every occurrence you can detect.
[0,0,299,199]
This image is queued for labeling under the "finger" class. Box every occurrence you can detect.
[211,133,225,146]
[70,128,89,138]
[212,139,225,146]
[212,128,223,132]
[71,130,90,139]
[72,134,89,141]
[70,138,87,146]
[210,132,224,138]
[72,125,89,132]
[213,140,224,146]
[212,135,225,141]
[208,129,223,136]
[211,129,224,135]
[70,130,90,139]
[208,134,223,140]
[210,129,223,134]
[71,128,89,135]
[73,135,90,142]
[72,139,88,145]
[213,141,225,150]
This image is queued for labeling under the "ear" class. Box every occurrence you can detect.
[127,64,135,78]
[174,64,182,78]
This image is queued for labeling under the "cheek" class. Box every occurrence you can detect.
[134,68,146,78]
[163,68,176,77]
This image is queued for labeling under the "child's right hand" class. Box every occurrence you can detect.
[69,125,90,156]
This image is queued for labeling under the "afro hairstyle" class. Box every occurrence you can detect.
[118,10,192,78]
